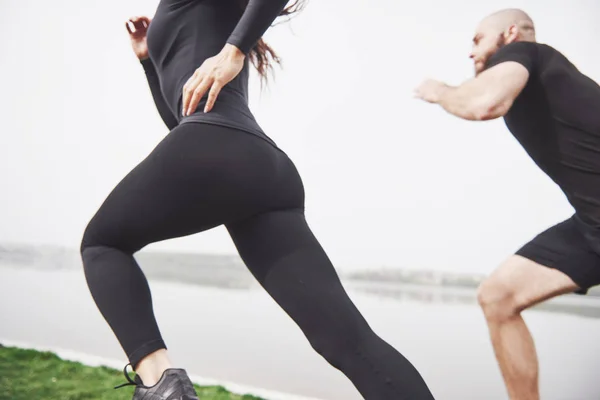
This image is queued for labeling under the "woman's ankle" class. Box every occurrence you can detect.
[135,349,173,386]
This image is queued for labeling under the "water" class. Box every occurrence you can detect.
[1,245,599,399]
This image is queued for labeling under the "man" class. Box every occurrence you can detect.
[414,8,600,400]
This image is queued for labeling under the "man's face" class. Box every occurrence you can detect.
[469,22,507,76]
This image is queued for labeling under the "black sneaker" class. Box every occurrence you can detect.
[115,363,200,400]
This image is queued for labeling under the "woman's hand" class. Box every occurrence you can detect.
[126,16,151,60]
[182,44,246,115]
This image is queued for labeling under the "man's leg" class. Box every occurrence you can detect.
[477,255,578,400]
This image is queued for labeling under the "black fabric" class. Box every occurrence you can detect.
[485,41,537,74]
[81,123,435,400]
[226,0,290,55]
[486,42,600,246]
[142,0,284,146]
[516,216,600,295]
[141,59,179,131]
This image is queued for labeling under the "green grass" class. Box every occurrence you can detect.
[0,344,265,400]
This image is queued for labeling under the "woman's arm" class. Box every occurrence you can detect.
[226,0,290,54]
[140,58,179,130]
[182,1,291,116]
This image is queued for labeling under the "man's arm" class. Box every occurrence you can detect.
[415,41,538,121]
[437,61,530,121]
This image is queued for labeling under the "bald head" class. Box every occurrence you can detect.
[470,9,536,76]
[479,8,536,42]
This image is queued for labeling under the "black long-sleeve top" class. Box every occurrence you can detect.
[142,0,290,146]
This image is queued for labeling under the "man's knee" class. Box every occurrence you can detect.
[477,276,521,321]
[477,255,577,322]
[477,257,535,321]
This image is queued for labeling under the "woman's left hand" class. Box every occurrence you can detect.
[182,44,246,116]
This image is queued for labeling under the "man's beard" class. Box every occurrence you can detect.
[475,33,507,76]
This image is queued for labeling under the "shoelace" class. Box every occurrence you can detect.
[114,363,139,389]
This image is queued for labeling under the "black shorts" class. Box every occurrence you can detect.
[515,215,600,294]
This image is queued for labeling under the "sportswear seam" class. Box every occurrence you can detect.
[128,339,167,368]
[260,244,312,285]
[80,245,116,263]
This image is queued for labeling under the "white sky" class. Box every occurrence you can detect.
[0,0,598,273]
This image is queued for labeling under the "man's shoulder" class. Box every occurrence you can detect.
[485,42,562,74]
[501,42,566,61]
[500,41,557,51]
[493,41,539,59]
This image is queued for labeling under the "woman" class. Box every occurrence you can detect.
[80,1,435,399]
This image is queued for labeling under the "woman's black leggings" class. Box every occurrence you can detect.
[80,123,435,400]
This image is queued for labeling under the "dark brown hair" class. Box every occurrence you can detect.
[237,0,307,84]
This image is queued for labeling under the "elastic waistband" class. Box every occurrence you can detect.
[178,117,280,150]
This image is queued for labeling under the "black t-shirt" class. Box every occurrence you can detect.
[141,0,290,147]
[486,42,600,241]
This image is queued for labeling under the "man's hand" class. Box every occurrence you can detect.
[413,79,450,104]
